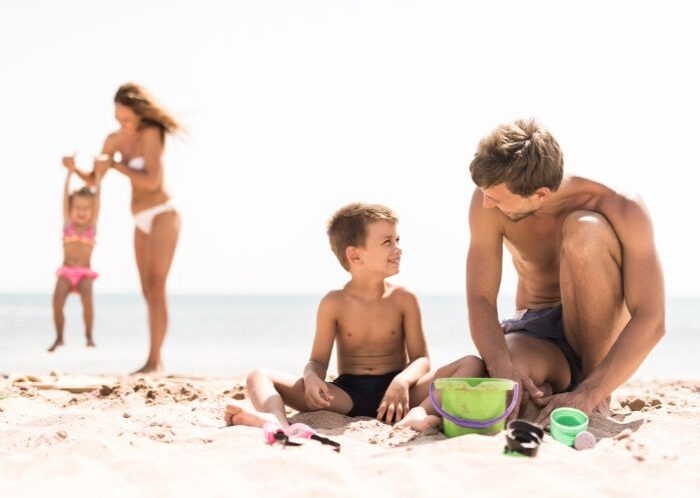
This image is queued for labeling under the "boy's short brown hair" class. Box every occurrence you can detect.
[469,118,564,196]
[327,203,398,271]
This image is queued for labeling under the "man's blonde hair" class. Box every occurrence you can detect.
[327,203,398,271]
[469,118,563,196]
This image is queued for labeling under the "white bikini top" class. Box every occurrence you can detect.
[128,157,145,170]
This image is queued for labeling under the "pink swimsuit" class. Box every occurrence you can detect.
[57,223,98,291]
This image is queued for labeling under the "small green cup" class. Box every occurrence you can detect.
[550,407,589,446]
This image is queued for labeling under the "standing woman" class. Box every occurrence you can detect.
[75,83,182,374]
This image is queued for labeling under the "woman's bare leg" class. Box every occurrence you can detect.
[49,278,72,352]
[132,210,180,374]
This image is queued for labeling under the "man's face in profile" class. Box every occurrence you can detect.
[480,183,548,222]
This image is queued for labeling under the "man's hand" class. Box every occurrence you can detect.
[534,390,598,427]
[488,360,545,418]
[304,375,333,410]
[377,377,410,424]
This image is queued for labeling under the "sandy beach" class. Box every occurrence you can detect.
[1,373,698,498]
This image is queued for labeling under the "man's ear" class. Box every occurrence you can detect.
[346,246,361,267]
[534,187,551,201]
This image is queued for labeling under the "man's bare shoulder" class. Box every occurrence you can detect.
[564,176,653,243]
[566,176,649,218]
[469,187,505,225]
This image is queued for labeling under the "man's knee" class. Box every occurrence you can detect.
[562,210,621,264]
[459,354,485,376]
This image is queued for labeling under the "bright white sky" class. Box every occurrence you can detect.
[1,0,698,296]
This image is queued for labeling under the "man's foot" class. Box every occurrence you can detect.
[130,361,164,375]
[48,339,64,353]
[86,338,96,348]
[224,402,283,428]
[394,406,441,432]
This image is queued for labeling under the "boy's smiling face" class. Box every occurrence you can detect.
[351,220,402,277]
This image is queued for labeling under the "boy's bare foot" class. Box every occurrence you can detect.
[86,338,96,348]
[395,406,441,432]
[131,361,164,375]
[224,403,282,428]
[48,339,64,353]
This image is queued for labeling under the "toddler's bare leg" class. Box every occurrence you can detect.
[49,278,72,352]
[77,279,95,347]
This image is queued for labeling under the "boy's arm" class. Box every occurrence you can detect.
[302,293,338,409]
[393,289,430,386]
[62,170,72,223]
[377,289,430,423]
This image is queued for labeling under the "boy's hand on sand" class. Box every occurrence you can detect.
[304,376,333,410]
[62,155,76,171]
[377,377,410,424]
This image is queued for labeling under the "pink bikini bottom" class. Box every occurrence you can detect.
[56,266,98,292]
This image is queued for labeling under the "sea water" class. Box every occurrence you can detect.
[0,294,698,378]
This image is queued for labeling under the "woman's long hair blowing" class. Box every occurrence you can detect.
[114,83,182,142]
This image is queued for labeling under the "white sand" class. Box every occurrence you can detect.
[1,374,698,498]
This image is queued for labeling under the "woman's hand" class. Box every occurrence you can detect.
[62,155,76,171]
[93,154,111,177]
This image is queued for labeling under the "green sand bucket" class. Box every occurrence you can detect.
[429,378,519,437]
[550,407,588,446]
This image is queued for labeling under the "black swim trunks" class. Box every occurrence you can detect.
[501,305,582,391]
[331,370,401,417]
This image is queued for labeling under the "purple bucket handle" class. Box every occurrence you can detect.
[429,381,519,429]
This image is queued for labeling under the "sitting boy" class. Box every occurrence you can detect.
[224,203,433,428]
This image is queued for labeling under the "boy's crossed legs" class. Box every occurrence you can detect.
[225,368,439,428]
[225,368,354,429]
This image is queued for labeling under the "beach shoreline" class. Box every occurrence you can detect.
[1,373,698,497]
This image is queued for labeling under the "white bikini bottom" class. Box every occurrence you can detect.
[134,203,175,235]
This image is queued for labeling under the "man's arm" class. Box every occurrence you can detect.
[303,293,338,409]
[581,196,665,400]
[536,195,665,422]
[467,189,543,413]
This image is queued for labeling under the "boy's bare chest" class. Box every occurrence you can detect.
[335,302,404,346]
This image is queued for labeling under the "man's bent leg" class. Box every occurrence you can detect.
[560,210,630,379]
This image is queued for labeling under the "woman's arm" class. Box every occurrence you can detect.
[111,127,163,191]
[90,157,108,225]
